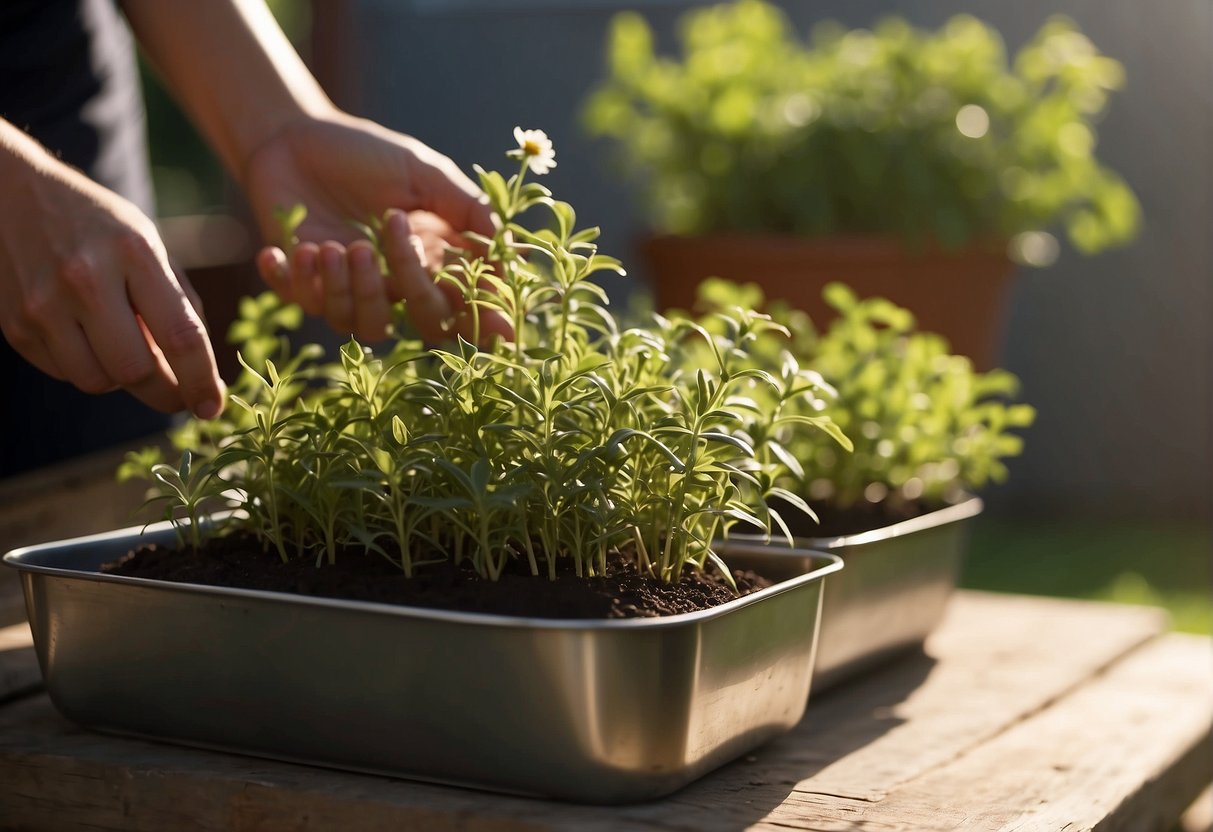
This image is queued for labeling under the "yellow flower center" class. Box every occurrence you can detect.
[523,139,542,157]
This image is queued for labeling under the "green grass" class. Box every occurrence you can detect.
[960,517,1211,634]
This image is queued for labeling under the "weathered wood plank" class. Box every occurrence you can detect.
[789,632,1211,832]
[738,591,1170,803]
[0,439,164,629]
[0,437,163,557]
[0,622,39,703]
[0,574,25,630]
[0,696,568,832]
[0,593,1177,832]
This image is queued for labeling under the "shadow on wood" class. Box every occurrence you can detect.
[0,623,39,704]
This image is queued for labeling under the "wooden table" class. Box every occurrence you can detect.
[0,588,1208,832]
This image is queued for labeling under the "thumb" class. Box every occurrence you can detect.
[381,209,454,343]
[412,155,496,240]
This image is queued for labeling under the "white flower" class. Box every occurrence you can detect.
[512,127,557,175]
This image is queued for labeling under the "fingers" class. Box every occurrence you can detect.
[319,242,353,334]
[174,264,208,327]
[121,237,225,419]
[317,240,393,343]
[40,323,117,396]
[411,149,497,241]
[1,248,192,413]
[1,326,63,381]
[290,243,324,316]
[347,241,392,342]
[381,209,452,343]
[262,212,512,347]
[257,246,290,296]
[77,279,185,413]
[406,210,465,266]
[256,243,325,318]
[258,239,395,343]
[0,145,223,417]
[16,285,148,404]
[382,208,513,344]
[452,188,495,245]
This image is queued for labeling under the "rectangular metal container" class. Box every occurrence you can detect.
[739,496,982,690]
[3,521,841,804]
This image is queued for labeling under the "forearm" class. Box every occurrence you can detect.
[120,0,336,186]
[0,118,53,183]
[0,119,90,224]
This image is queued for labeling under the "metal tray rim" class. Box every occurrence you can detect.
[3,517,842,631]
[737,493,983,550]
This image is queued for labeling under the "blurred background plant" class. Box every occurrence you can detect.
[584,1,1140,260]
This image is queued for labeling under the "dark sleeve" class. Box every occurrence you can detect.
[0,0,154,214]
[0,0,167,478]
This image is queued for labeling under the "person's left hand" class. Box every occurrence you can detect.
[244,113,510,344]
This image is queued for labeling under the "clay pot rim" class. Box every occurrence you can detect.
[641,232,1010,263]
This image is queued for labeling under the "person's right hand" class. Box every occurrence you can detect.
[0,124,225,419]
[243,113,511,345]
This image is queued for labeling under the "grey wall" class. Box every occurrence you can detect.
[340,0,1211,520]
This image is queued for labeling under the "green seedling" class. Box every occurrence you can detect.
[126,131,845,585]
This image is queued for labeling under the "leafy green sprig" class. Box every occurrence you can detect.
[692,279,1035,510]
[123,131,844,584]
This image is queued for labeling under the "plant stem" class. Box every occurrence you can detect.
[263,453,289,564]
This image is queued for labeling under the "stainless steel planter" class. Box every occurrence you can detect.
[3,521,841,803]
[741,496,982,690]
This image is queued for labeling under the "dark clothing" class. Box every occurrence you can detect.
[0,0,167,477]
[0,0,154,212]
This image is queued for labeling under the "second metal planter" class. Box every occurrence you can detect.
[739,496,983,690]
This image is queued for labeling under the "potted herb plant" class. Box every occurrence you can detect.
[4,132,850,803]
[582,1,1141,368]
[688,277,1035,686]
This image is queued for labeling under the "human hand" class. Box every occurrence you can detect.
[0,124,225,418]
[244,113,510,344]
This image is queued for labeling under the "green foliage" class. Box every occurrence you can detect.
[693,278,1035,509]
[583,2,1140,258]
[127,134,842,584]
[120,448,214,550]
[273,203,307,248]
[963,519,1212,635]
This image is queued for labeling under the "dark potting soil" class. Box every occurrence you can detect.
[771,498,937,539]
[808,500,935,537]
[102,534,772,619]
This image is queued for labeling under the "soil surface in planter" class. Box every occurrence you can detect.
[781,499,937,538]
[103,534,773,619]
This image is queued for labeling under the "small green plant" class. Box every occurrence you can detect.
[692,278,1036,511]
[125,130,847,584]
[583,1,1139,260]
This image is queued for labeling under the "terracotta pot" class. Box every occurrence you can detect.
[641,234,1017,370]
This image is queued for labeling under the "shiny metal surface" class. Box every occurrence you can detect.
[4,522,840,803]
[738,496,983,690]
